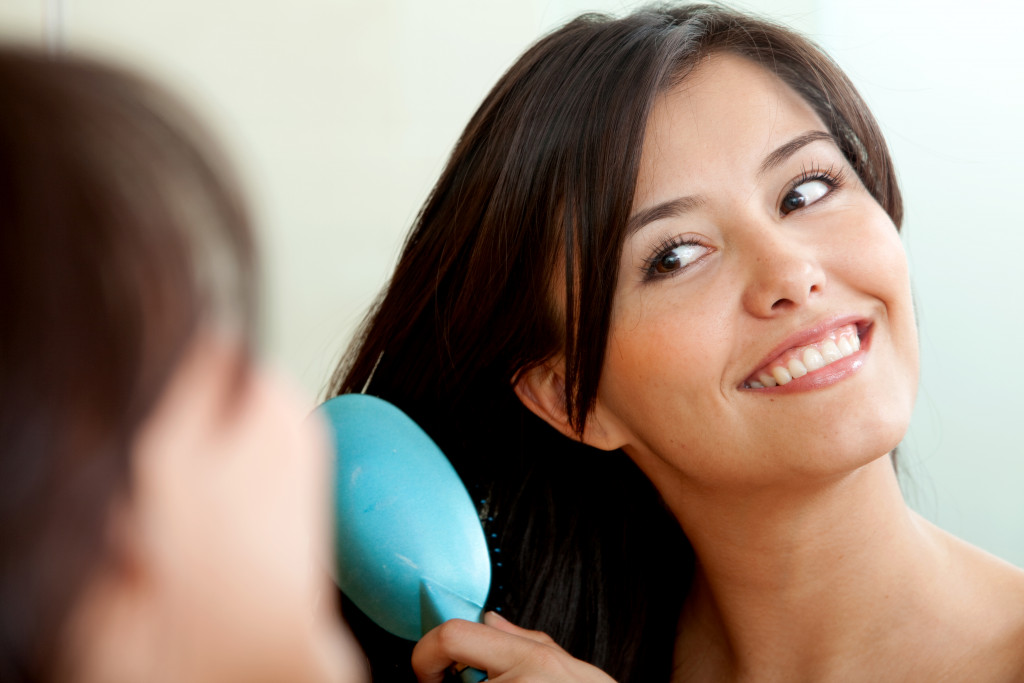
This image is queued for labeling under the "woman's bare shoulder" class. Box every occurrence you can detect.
[980,556,1024,681]
[942,531,1024,680]
[955,534,1024,601]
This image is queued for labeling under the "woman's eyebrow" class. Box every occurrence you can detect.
[758,130,835,177]
[627,130,836,237]
[627,194,706,237]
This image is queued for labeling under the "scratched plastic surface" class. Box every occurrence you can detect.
[317,394,491,677]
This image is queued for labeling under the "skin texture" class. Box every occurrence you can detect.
[412,612,616,683]
[65,334,367,683]
[506,54,1024,681]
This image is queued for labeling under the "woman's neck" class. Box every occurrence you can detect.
[657,455,1024,681]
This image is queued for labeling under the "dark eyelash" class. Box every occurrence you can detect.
[793,161,847,187]
[777,162,849,216]
[641,236,706,281]
[786,163,848,198]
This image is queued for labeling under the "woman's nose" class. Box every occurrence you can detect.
[740,231,826,317]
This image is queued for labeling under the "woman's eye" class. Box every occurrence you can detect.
[781,178,830,215]
[652,243,707,274]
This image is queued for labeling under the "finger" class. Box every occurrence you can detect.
[411,619,488,683]
[411,618,540,682]
[483,611,560,648]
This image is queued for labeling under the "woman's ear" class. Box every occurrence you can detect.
[513,358,627,451]
[63,499,158,683]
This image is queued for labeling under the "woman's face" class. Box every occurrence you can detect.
[591,53,918,491]
[78,334,364,683]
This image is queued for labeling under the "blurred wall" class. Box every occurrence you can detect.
[1,0,1019,565]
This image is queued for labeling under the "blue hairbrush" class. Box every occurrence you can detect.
[316,394,490,682]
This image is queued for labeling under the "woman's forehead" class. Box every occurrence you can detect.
[635,53,827,207]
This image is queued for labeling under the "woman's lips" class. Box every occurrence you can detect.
[742,319,872,391]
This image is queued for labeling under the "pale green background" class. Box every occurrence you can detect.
[2,0,1020,565]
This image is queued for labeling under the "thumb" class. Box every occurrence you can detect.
[483,611,561,649]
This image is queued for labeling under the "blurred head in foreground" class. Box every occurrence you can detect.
[0,47,364,683]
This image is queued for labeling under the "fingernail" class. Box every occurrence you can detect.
[484,610,509,625]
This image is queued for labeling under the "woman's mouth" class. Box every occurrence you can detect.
[743,323,865,389]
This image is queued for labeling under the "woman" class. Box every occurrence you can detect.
[330,4,1024,682]
[0,49,364,682]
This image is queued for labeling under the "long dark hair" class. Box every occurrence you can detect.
[330,4,902,681]
[0,48,256,681]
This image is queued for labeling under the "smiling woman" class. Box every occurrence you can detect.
[581,53,920,491]
[328,4,1024,682]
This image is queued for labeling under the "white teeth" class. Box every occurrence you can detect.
[771,366,793,385]
[787,358,808,379]
[745,325,864,390]
[802,347,825,371]
[820,339,842,364]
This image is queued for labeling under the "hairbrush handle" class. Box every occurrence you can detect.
[420,579,488,682]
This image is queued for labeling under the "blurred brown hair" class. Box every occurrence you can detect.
[0,47,257,681]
